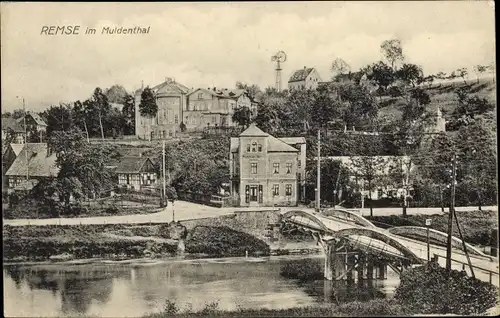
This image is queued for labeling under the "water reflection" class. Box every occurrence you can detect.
[4,256,399,317]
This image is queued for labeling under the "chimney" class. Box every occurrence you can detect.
[304,66,307,70]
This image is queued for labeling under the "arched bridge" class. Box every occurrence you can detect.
[281,209,498,285]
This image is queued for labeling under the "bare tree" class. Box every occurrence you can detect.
[331,58,351,79]
[380,38,404,70]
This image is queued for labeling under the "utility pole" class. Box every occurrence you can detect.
[316,129,321,212]
[162,140,166,209]
[445,154,457,273]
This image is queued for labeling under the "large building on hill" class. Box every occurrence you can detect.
[135,78,190,140]
[184,87,251,130]
[229,124,306,207]
[288,66,322,91]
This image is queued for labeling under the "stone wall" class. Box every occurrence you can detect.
[179,209,281,239]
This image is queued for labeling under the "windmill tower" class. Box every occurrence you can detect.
[271,51,287,92]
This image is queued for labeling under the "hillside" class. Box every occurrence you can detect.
[378,77,496,123]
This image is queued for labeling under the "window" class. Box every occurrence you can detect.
[285,184,293,196]
[175,115,179,124]
[273,162,280,174]
[251,142,257,152]
[245,185,250,203]
[194,104,197,111]
[162,130,166,138]
[247,144,251,152]
[286,163,292,174]
[164,110,167,119]
[212,116,216,124]
[250,163,257,174]
[272,184,279,196]
[257,144,262,152]
[198,93,203,99]
[169,130,173,137]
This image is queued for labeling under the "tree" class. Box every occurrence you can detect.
[396,63,424,87]
[284,88,317,132]
[349,155,386,216]
[121,94,135,135]
[380,38,404,70]
[435,72,447,81]
[311,84,339,134]
[235,82,261,101]
[85,87,111,140]
[335,82,378,129]
[472,65,488,83]
[455,68,468,84]
[11,109,25,120]
[369,61,395,92]
[456,119,497,210]
[232,106,252,128]
[331,58,351,78]
[41,104,74,138]
[47,127,115,208]
[423,75,435,88]
[139,87,158,118]
[105,85,128,104]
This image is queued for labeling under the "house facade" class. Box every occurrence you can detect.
[135,78,190,140]
[1,118,25,144]
[5,143,59,193]
[229,124,306,207]
[325,155,415,202]
[184,88,250,130]
[115,156,157,191]
[288,66,322,91]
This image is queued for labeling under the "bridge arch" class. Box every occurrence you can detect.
[322,208,376,228]
[387,226,491,258]
[281,210,331,233]
[326,227,425,265]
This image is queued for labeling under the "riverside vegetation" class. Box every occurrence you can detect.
[145,262,498,317]
[3,224,269,262]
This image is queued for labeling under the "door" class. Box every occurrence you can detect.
[250,186,258,202]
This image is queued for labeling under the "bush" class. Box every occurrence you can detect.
[185,226,270,257]
[337,299,406,316]
[280,258,323,281]
[394,262,497,315]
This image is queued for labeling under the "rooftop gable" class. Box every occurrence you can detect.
[239,123,269,137]
[288,67,315,83]
[115,156,154,174]
[5,143,59,177]
[267,135,299,153]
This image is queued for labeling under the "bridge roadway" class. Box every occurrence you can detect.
[284,211,499,286]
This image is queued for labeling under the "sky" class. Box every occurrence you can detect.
[1,1,496,112]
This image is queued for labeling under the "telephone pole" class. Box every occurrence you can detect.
[316,129,321,212]
[445,154,457,272]
[162,140,166,208]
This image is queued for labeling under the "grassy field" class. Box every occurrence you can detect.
[378,78,496,121]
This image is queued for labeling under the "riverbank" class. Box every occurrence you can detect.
[2,223,275,262]
[143,263,498,317]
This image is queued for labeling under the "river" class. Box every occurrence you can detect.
[3,255,399,317]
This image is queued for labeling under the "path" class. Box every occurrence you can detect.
[2,202,496,227]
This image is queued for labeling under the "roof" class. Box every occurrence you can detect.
[288,67,315,83]
[239,124,269,137]
[1,117,24,133]
[5,143,59,177]
[16,112,47,127]
[152,79,190,95]
[188,88,248,99]
[278,137,306,145]
[115,156,153,174]
[267,135,299,152]
[230,130,303,153]
[10,144,24,156]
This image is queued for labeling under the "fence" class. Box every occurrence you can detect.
[176,191,236,207]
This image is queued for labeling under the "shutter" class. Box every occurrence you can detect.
[258,185,263,203]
